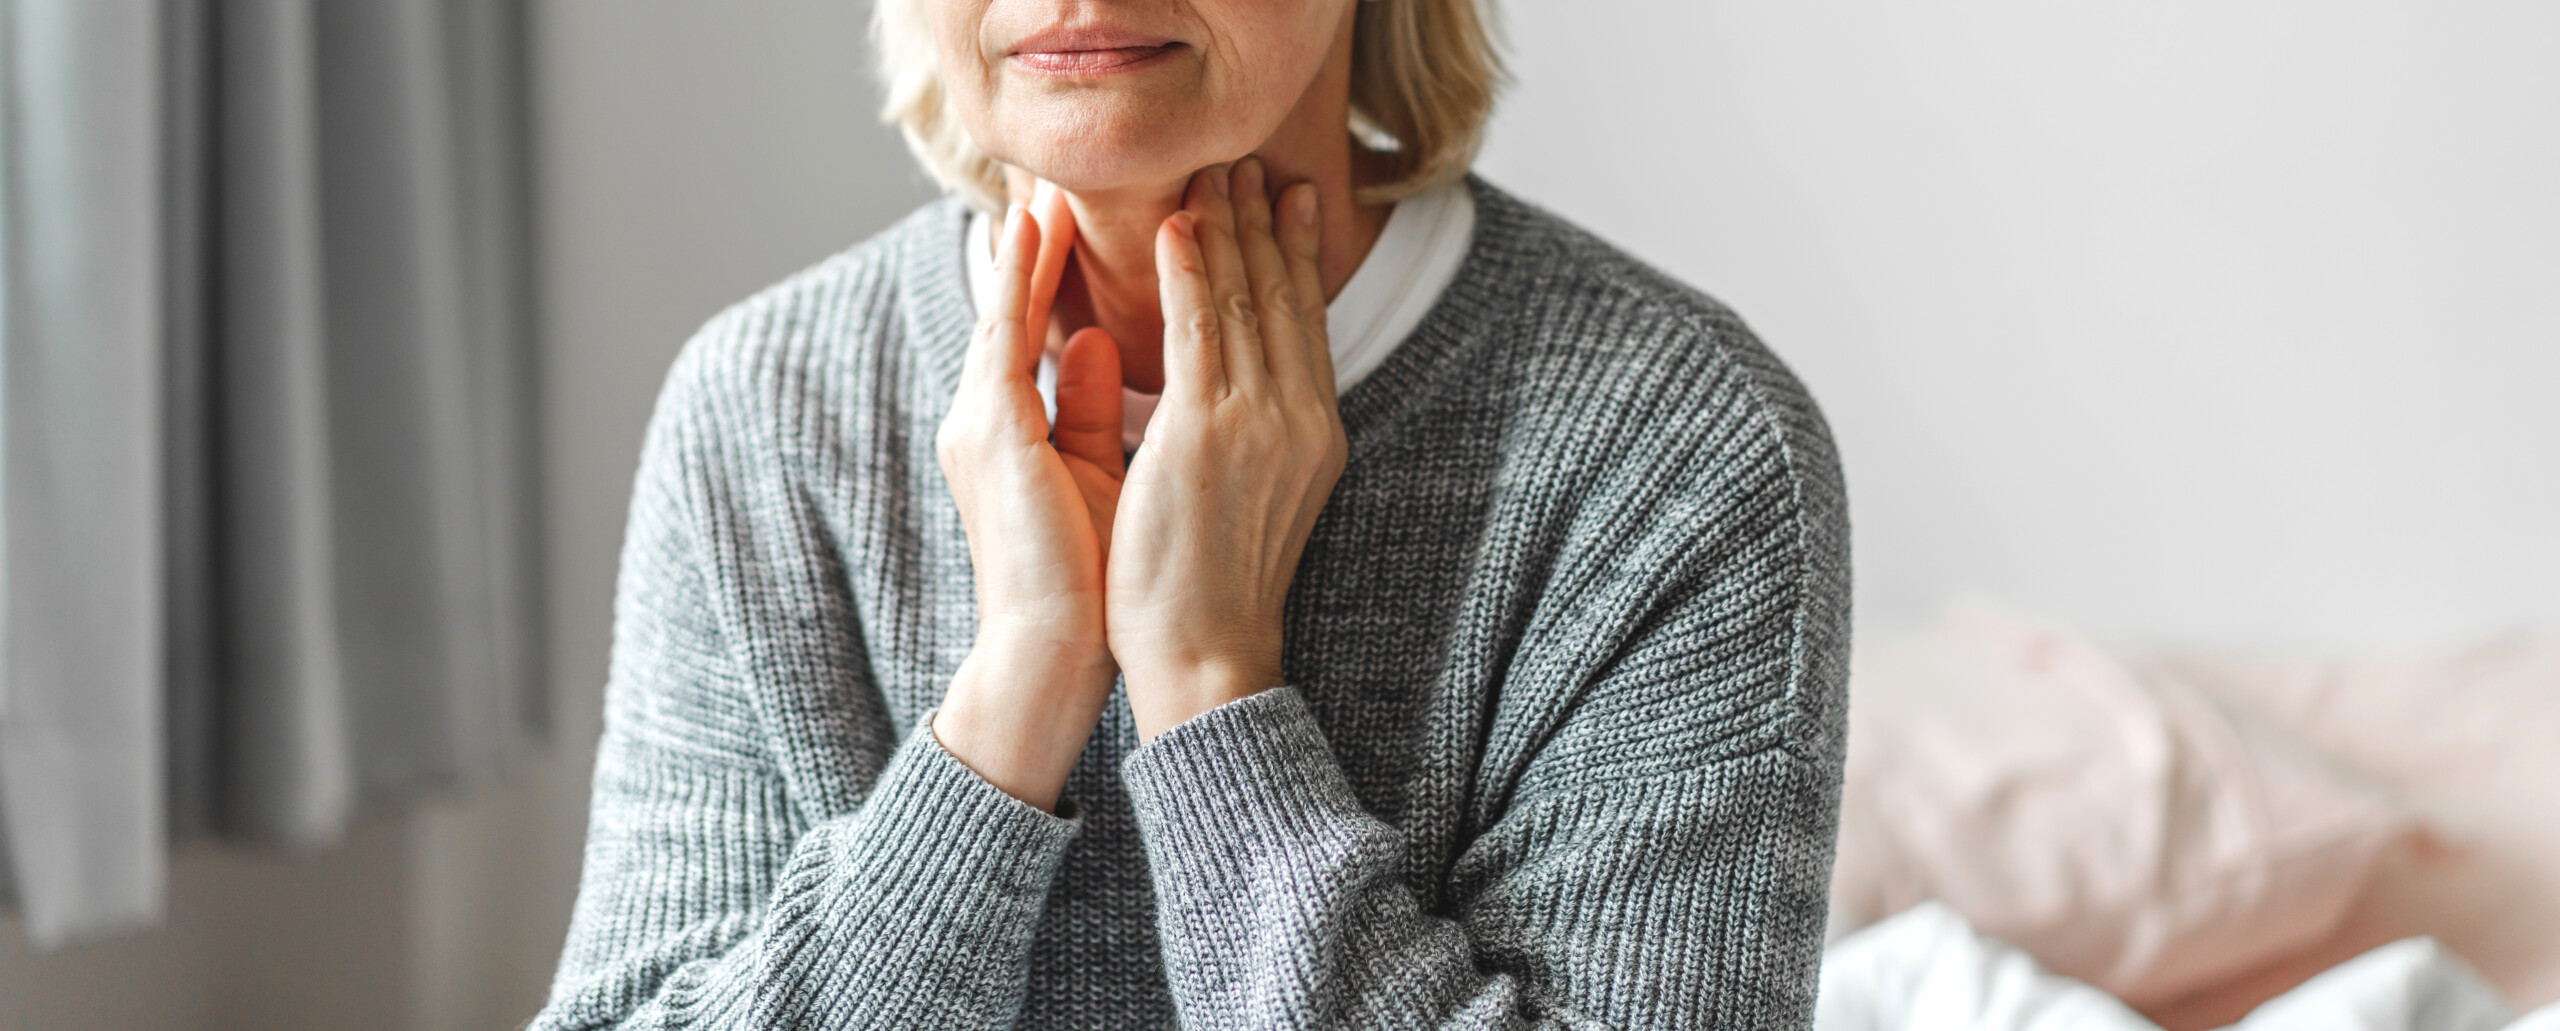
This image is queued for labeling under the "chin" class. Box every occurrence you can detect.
[981,95,1256,195]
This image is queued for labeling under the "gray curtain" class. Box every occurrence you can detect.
[0,0,540,948]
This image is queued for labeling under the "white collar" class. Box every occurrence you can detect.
[963,178,1475,449]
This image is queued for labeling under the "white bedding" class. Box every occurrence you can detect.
[1819,904,2560,1031]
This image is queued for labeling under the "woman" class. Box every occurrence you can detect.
[537,0,1848,1026]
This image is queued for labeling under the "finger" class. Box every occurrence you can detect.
[1024,179,1076,355]
[1053,326,1126,478]
[1188,164,1265,392]
[963,203,1043,390]
[1232,158,1314,396]
[1154,209,1225,401]
[1277,182,1337,406]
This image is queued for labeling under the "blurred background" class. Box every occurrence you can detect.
[0,2,2551,1029]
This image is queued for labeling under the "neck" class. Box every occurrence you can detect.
[1000,119,1393,394]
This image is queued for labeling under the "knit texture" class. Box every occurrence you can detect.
[535,177,1851,1030]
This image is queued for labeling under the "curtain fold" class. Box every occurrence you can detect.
[0,0,168,947]
[0,0,540,948]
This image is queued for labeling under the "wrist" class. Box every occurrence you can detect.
[971,612,1112,672]
[935,636,1118,812]
[970,624,1114,680]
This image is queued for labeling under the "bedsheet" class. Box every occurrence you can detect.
[1819,904,2560,1031]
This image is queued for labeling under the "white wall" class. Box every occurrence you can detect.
[1477,2,2560,648]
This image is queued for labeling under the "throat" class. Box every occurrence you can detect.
[1052,242,1168,395]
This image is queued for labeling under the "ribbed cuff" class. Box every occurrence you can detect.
[1119,687,1363,853]
[843,712,1083,890]
[729,718,1084,1027]
[772,714,1083,962]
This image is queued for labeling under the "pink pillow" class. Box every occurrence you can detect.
[2142,637,2560,1013]
[1830,603,2415,1009]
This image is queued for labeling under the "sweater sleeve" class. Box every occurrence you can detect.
[533,343,1081,1031]
[1120,431,1850,1030]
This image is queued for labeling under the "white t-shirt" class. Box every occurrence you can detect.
[964,178,1476,451]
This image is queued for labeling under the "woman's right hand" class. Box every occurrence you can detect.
[932,193,1128,812]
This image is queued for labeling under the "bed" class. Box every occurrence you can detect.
[1818,603,2560,1031]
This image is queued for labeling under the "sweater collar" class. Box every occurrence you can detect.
[897,174,1547,454]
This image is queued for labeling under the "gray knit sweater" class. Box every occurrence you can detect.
[536,178,1850,1030]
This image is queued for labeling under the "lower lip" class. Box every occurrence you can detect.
[1009,44,1180,76]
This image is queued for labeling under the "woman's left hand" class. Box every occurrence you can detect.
[1109,158,1346,741]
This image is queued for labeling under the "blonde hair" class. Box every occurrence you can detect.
[871,0,1504,212]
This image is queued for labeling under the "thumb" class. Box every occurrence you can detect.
[1053,326,1126,478]
[1023,179,1077,352]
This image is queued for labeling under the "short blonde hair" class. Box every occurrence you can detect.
[872,0,1504,212]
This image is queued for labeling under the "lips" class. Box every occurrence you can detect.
[1007,26,1182,75]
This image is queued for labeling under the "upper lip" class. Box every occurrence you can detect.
[1007,26,1177,55]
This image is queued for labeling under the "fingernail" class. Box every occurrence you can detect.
[1295,185,1318,226]
[1170,211,1197,238]
[1209,165,1229,197]
[1004,202,1025,235]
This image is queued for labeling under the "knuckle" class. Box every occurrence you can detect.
[1223,293,1260,330]
[1257,282,1297,318]
[1182,310,1224,341]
